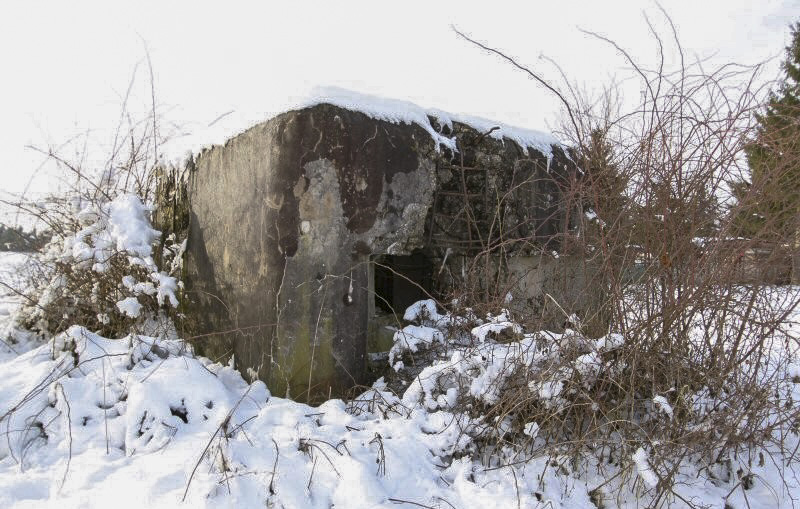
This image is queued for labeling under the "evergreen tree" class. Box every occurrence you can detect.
[581,128,627,221]
[736,22,800,241]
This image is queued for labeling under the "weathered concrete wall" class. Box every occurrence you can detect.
[506,254,607,334]
[181,102,584,402]
[185,105,440,400]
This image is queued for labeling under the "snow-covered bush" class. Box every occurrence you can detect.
[2,98,184,344]
[388,303,629,447]
[7,193,182,340]
[384,294,800,504]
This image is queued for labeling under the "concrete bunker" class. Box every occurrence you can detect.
[172,96,588,402]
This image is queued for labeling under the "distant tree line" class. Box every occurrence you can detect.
[0,224,50,252]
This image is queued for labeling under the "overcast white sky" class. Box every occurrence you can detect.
[1,0,798,202]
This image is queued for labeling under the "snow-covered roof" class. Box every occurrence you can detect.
[164,87,560,167]
[297,87,560,156]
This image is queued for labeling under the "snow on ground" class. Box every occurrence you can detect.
[0,252,28,317]
[0,303,596,508]
[0,252,41,362]
[0,256,598,509]
[1,253,800,508]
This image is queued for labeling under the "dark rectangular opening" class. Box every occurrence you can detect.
[373,252,433,315]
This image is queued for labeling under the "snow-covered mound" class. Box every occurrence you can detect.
[0,324,598,509]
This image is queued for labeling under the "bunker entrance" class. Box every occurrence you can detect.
[373,252,433,316]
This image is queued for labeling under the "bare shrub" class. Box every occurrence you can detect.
[399,16,800,500]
